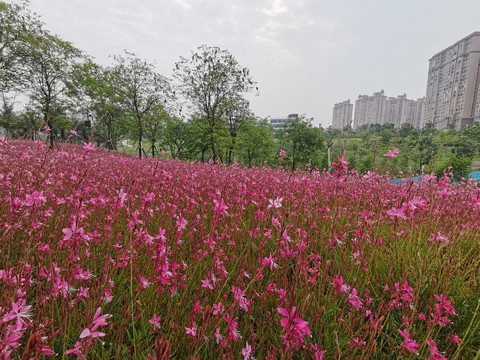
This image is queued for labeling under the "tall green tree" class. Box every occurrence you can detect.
[173,45,256,162]
[221,95,252,164]
[111,51,171,157]
[0,0,42,92]
[68,61,125,149]
[23,32,83,147]
[144,103,170,157]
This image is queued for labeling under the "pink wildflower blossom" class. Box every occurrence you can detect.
[384,148,399,159]
[241,341,254,360]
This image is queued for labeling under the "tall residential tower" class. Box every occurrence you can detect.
[353,90,388,129]
[423,31,480,129]
[332,100,353,130]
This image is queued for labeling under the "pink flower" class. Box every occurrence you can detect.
[149,314,161,330]
[201,278,214,290]
[224,314,241,341]
[241,341,254,360]
[40,345,56,356]
[213,198,229,216]
[79,327,105,339]
[1,299,32,325]
[277,306,311,349]
[332,276,351,296]
[214,328,223,344]
[263,253,279,271]
[65,341,83,356]
[83,141,95,153]
[386,207,407,220]
[91,307,110,330]
[310,344,326,360]
[25,191,47,207]
[139,275,150,289]
[426,338,447,360]
[185,322,197,337]
[348,288,363,309]
[213,302,225,315]
[384,148,399,159]
[398,329,419,354]
[447,334,461,345]
[428,232,449,243]
[268,197,283,209]
[332,156,349,173]
[79,307,110,340]
[176,216,188,232]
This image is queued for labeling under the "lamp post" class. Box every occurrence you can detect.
[85,113,92,140]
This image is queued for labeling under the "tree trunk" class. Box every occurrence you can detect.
[210,134,217,163]
[328,146,331,169]
[138,128,143,158]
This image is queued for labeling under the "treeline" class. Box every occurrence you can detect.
[0,1,282,165]
[1,1,479,176]
[332,122,480,180]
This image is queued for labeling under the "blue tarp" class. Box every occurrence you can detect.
[390,171,480,184]
[469,171,480,180]
[389,177,421,184]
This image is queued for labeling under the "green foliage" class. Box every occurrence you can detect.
[358,155,373,173]
[111,51,171,157]
[174,45,256,162]
[453,136,476,158]
[325,121,478,177]
[281,117,325,170]
[162,117,196,160]
[0,0,43,92]
[435,155,473,181]
[237,118,274,166]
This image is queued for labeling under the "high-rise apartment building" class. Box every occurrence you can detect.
[350,91,424,129]
[406,98,425,128]
[385,94,409,128]
[354,90,387,129]
[332,100,353,130]
[423,31,480,129]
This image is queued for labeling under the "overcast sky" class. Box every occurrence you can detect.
[24,0,480,127]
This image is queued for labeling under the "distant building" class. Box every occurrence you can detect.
[406,97,425,128]
[332,100,353,130]
[423,31,480,130]
[269,113,299,131]
[385,94,409,128]
[351,91,424,129]
[354,90,388,129]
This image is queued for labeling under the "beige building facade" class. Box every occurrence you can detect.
[353,90,388,129]
[423,31,480,129]
[351,91,424,129]
[332,100,353,130]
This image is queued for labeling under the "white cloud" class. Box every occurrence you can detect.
[174,0,193,10]
[262,0,288,17]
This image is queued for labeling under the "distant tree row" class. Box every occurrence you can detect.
[327,122,480,180]
[0,1,280,165]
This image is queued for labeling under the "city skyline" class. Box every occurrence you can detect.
[24,0,480,128]
[333,31,480,130]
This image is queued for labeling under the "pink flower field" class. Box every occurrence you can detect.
[0,139,479,359]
